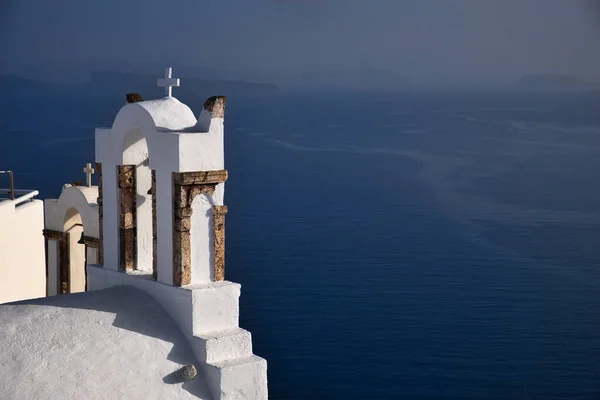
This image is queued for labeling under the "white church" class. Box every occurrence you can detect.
[0,68,268,399]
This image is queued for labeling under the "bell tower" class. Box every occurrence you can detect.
[90,68,268,400]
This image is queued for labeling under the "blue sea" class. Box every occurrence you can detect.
[2,87,600,399]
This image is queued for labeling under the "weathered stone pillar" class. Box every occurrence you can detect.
[118,165,137,271]
[151,169,158,280]
[172,170,228,286]
[96,162,104,265]
[213,205,228,281]
[126,93,144,103]
[59,233,70,294]
[172,185,205,286]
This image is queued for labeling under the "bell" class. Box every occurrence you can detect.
[77,232,85,245]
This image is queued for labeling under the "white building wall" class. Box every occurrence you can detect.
[0,199,46,304]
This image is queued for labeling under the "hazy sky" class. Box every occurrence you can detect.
[1,0,600,84]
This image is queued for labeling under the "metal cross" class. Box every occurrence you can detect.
[157,67,180,97]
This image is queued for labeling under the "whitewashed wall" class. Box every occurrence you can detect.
[0,199,46,304]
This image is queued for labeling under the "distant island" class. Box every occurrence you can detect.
[518,74,597,90]
[280,69,409,92]
[87,71,279,98]
[0,75,53,89]
[0,70,279,100]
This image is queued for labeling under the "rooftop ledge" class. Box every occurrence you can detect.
[88,266,238,291]
[0,188,39,207]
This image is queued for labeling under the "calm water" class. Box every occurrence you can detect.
[2,87,600,399]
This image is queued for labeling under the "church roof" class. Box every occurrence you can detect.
[66,185,99,205]
[137,97,197,131]
[0,286,212,400]
[114,96,198,132]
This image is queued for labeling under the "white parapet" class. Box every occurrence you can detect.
[191,281,241,335]
[197,328,253,364]
[205,355,268,400]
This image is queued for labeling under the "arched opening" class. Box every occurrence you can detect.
[122,128,153,272]
[63,207,86,293]
[190,194,214,283]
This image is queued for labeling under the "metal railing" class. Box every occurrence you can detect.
[0,170,14,200]
[0,171,39,206]
[0,188,39,207]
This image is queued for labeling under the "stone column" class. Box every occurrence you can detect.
[118,165,137,271]
[172,170,228,286]
[151,169,157,280]
[96,162,104,265]
[59,233,70,294]
[44,236,49,296]
[213,205,228,281]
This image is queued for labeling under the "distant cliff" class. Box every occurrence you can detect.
[281,69,409,91]
[86,71,279,98]
[518,74,596,90]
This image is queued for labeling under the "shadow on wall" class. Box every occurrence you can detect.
[15,285,210,399]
